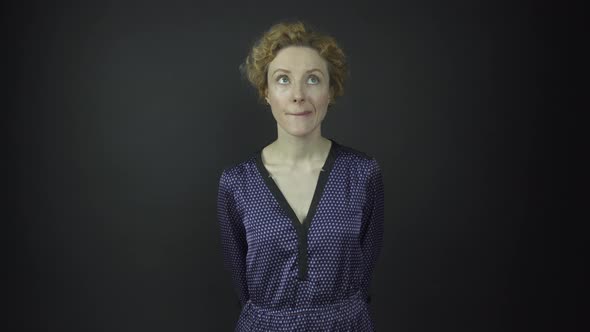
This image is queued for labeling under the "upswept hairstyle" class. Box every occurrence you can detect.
[239,20,349,108]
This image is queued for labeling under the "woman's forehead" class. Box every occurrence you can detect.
[269,47,328,73]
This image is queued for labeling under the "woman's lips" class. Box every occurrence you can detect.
[289,111,312,116]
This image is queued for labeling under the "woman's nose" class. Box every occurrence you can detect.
[292,84,305,103]
[293,96,305,103]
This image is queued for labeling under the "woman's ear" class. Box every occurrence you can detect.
[264,87,270,104]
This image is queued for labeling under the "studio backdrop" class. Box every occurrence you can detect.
[7,1,563,331]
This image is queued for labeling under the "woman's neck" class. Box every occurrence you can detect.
[265,132,331,168]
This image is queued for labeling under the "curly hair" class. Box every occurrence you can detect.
[239,20,349,107]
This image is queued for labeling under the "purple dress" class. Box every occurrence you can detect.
[217,138,385,331]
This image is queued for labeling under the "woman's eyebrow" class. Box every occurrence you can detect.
[272,68,324,76]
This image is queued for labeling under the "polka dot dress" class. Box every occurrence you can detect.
[217,138,384,331]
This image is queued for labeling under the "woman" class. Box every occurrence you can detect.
[217,20,385,331]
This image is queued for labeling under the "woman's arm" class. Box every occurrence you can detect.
[217,169,249,308]
[359,158,385,303]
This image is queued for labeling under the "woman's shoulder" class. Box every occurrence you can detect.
[332,140,382,180]
[333,139,378,164]
[218,150,259,182]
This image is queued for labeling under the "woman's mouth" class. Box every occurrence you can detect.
[289,111,312,116]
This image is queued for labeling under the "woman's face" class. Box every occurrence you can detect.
[265,46,332,137]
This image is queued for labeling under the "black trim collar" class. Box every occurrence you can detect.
[254,138,340,280]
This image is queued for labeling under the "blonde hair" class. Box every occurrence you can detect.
[239,20,349,107]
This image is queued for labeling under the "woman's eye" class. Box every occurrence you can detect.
[277,75,320,85]
[308,75,320,84]
[278,76,289,84]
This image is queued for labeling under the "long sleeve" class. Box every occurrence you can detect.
[359,158,385,304]
[217,169,249,308]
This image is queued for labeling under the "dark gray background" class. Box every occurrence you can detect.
[6,0,576,331]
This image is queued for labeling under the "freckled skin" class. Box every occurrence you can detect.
[265,46,333,138]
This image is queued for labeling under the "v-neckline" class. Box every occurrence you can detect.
[254,138,339,231]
